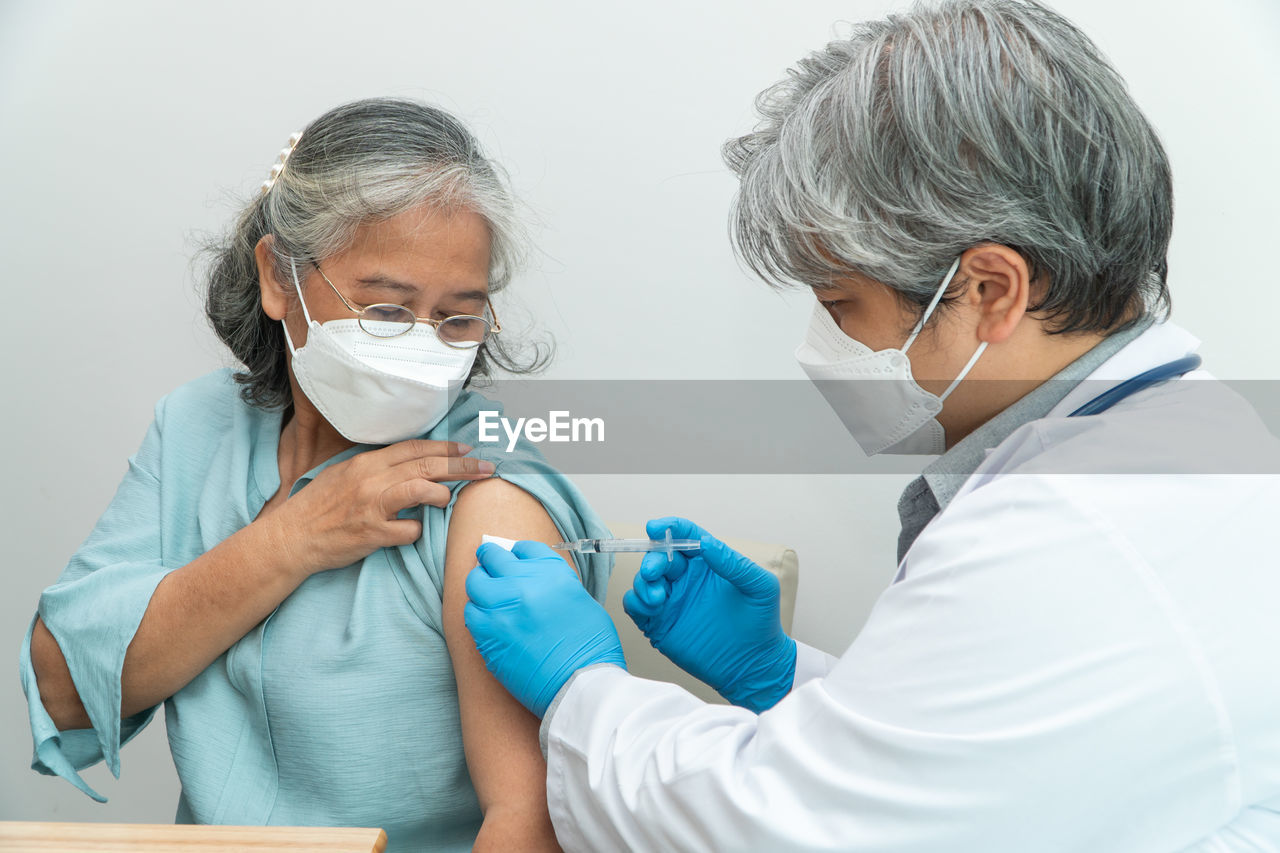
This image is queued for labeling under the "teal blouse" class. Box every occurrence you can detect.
[19,369,611,852]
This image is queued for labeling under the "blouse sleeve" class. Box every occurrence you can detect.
[18,405,174,802]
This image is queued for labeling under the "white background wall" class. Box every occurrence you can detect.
[2,0,1277,823]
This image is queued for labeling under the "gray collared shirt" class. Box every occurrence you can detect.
[895,318,1153,562]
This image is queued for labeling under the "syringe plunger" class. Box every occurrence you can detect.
[554,530,700,562]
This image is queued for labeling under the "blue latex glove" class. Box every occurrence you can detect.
[464,540,626,717]
[623,517,796,713]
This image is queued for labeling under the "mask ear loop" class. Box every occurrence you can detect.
[901,258,962,354]
[899,257,987,402]
[280,257,315,356]
[939,340,988,402]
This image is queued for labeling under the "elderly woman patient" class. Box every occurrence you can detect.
[19,98,608,852]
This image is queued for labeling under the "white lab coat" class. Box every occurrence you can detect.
[544,322,1280,852]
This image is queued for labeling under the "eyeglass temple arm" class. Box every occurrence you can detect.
[309,261,364,315]
[484,296,501,333]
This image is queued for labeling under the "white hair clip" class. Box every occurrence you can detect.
[260,131,304,196]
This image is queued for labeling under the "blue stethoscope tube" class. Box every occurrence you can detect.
[1068,355,1203,417]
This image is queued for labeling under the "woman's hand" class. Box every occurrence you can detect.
[265,440,495,578]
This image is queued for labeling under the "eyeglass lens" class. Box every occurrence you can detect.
[356,304,490,348]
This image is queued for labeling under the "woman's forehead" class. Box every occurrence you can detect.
[348,271,484,298]
[354,206,487,250]
[332,207,491,294]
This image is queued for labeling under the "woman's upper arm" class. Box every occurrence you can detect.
[442,476,569,844]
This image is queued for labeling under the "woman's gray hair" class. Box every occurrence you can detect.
[204,97,542,410]
[724,0,1172,335]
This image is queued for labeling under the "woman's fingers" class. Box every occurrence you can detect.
[285,441,496,573]
[389,452,495,484]
[380,477,453,516]
[379,452,498,515]
[383,518,424,548]
[376,439,474,465]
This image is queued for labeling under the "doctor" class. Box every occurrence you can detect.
[464,1,1280,849]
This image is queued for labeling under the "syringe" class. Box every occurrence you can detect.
[554,529,700,562]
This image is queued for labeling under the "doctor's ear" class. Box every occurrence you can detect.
[958,245,1031,345]
[255,235,295,322]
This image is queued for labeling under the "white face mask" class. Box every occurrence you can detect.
[281,261,478,445]
[794,258,987,456]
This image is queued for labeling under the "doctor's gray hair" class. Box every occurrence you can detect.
[204,97,539,410]
[724,0,1172,335]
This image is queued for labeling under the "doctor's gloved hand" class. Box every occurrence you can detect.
[464,541,626,718]
[623,517,796,713]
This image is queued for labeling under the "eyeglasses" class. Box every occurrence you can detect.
[310,262,501,349]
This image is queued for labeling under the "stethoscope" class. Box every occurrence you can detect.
[1068,354,1202,417]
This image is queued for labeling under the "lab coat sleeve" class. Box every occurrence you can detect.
[18,408,172,801]
[544,475,1239,852]
[791,640,838,686]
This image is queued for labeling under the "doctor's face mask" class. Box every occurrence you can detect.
[281,260,478,445]
[794,259,987,456]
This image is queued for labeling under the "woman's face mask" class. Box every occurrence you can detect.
[282,261,480,445]
[794,259,988,456]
